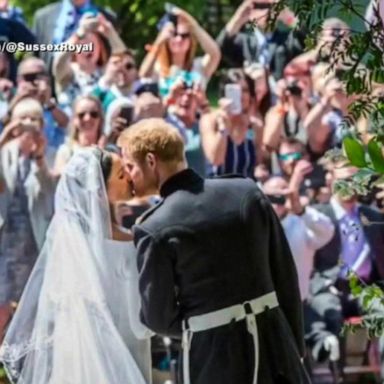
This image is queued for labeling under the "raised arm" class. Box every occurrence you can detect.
[262,105,285,155]
[139,23,175,79]
[175,8,221,79]
[200,108,229,166]
[303,96,332,154]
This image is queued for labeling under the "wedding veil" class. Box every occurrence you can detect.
[0,148,148,384]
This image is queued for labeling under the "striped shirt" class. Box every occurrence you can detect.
[211,136,256,178]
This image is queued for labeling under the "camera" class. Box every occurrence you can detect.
[286,82,302,97]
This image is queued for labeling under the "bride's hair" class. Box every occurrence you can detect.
[95,147,122,185]
[93,147,115,184]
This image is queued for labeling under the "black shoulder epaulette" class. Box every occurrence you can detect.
[212,173,246,179]
[135,199,164,225]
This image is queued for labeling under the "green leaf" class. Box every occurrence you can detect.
[343,137,367,168]
[367,139,384,173]
[353,168,375,185]
[363,293,373,310]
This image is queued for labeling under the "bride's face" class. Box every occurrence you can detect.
[106,153,133,203]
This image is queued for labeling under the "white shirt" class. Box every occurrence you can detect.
[281,206,335,300]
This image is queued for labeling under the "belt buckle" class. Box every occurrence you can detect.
[243,301,253,315]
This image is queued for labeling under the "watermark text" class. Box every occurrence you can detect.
[0,42,94,54]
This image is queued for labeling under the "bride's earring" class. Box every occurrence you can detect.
[129,180,136,196]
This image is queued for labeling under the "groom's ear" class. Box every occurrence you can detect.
[145,152,156,169]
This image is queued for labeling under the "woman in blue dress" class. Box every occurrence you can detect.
[200,69,262,178]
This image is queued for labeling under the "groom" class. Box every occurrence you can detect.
[118,118,310,384]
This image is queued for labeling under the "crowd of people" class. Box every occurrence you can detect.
[0,0,384,382]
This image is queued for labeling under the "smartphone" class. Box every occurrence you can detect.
[164,3,178,28]
[165,2,176,14]
[122,204,151,229]
[119,106,133,124]
[81,13,99,31]
[224,84,242,115]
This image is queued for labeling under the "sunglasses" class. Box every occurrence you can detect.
[278,152,303,162]
[173,32,191,40]
[77,110,100,119]
[266,194,286,205]
[22,72,47,82]
[253,2,272,9]
[125,62,136,71]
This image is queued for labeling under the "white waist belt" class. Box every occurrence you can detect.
[181,291,279,384]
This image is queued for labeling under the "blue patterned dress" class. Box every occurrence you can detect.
[0,157,39,304]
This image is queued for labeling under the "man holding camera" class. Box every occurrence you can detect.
[217,0,304,79]
[11,57,69,168]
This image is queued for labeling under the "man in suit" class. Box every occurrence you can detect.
[117,118,310,384]
[309,163,384,372]
[32,0,116,67]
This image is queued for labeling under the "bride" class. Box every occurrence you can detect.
[0,147,153,384]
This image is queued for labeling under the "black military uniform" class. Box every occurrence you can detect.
[133,169,310,384]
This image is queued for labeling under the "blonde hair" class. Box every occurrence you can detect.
[12,97,44,124]
[117,118,185,163]
[70,95,104,143]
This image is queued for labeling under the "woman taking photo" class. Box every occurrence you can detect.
[139,6,221,96]
[54,95,104,176]
[53,13,126,111]
[200,69,262,179]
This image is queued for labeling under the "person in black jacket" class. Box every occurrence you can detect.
[117,118,310,384]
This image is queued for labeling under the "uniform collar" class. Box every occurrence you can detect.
[160,168,203,198]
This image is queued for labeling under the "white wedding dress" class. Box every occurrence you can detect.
[0,148,152,384]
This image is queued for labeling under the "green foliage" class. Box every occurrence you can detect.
[342,136,384,175]
[343,136,367,168]
[342,272,384,338]
[10,0,234,61]
[367,139,384,173]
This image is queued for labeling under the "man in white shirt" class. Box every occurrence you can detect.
[263,162,339,365]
